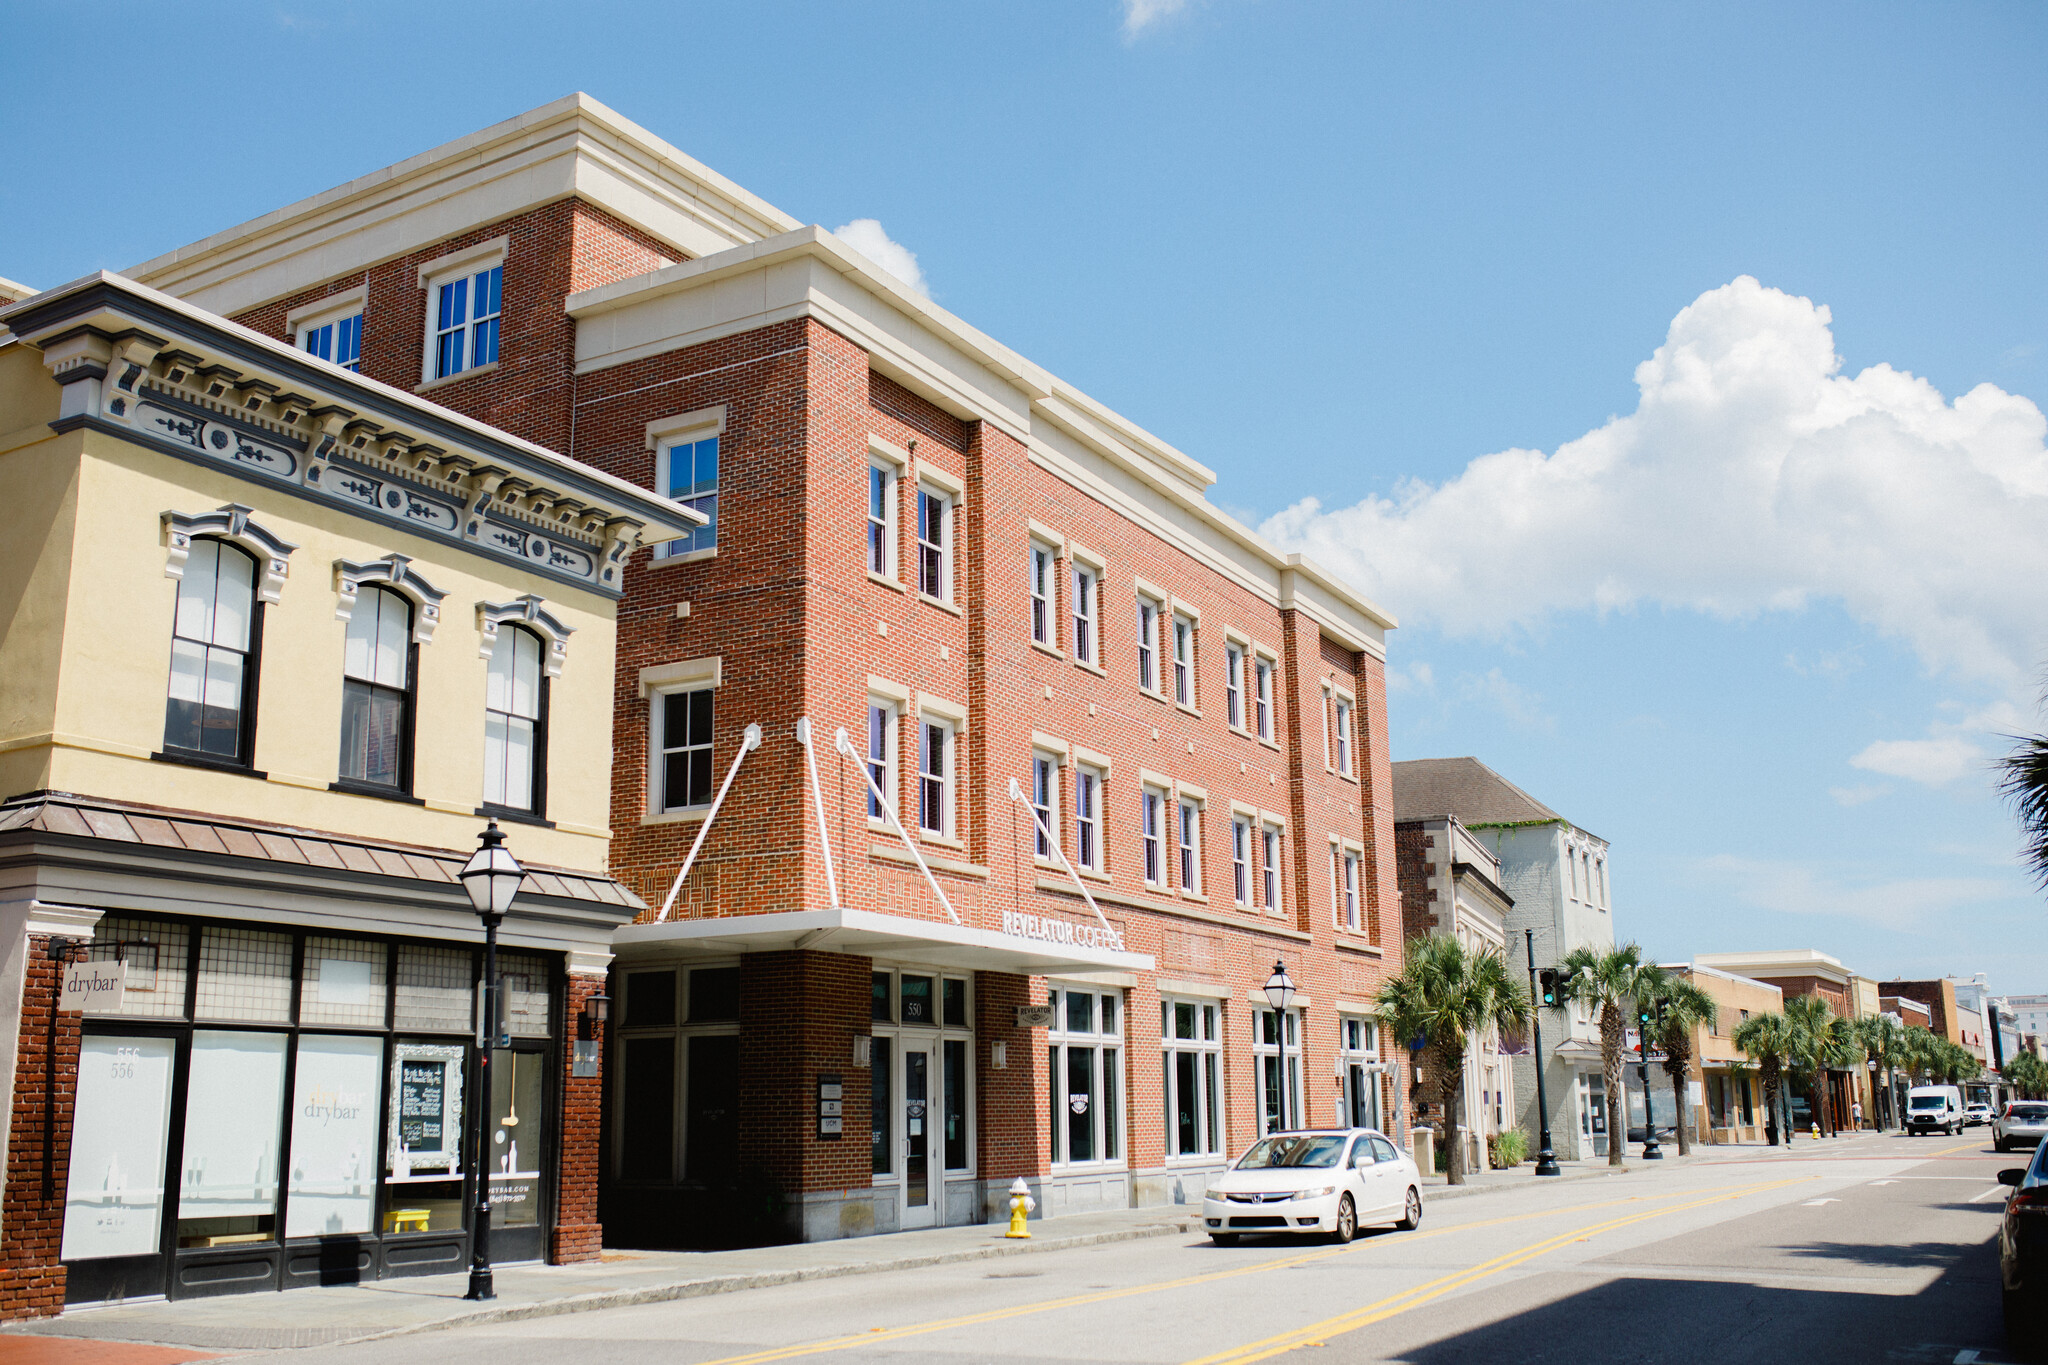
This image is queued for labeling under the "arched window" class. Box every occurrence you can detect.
[483,625,547,816]
[339,586,415,792]
[164,539,261,765]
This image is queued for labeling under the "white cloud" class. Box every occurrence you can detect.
[1259,277,2048,700]
[830,219,929,298]
[1829,783,1890,807]
[1122,0,1189,38]
[1386,661,1434,694]
[1849,736,1985,787]
[1697,854,2011,932]
[1457,667,1553,732]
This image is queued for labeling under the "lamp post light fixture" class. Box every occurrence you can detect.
[458,821,526,1303]
[1263,961,1295,1013]
[1524,929,1561,1176]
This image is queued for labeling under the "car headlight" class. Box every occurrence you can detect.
[1295,1186,1337,1200]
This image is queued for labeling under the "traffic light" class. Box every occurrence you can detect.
[1638,1002,1654,1028]
[1538,969,1559,1008]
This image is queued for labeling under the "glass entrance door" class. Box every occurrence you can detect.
[62,1030,179,1304]
[901,1042,937,1229]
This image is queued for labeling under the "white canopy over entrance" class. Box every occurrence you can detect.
[614,907,1154,976]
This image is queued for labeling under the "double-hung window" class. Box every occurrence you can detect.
[1339,1017,1381,1130]
[1031,753,1059,859]
[1048,986,1122,1165]
[658,436,719,558]
[918,716,953,836]
[164,539,261,765]
[299,310,362,373]
[1136,597,1159,691]
[1253,1007,1303,1134]
[917,487,950,600]
[1029,543,1053,645]
[430,263,502,380]
[866,702,895,820]
[482,626,545,815]
[1140,788,1165,886]
[654,687,715,812]
[1177,798,1200,893]
[1224,644,1243,729]
[1075,765,1103,871]
[1254,658,1273,740]
[338,586,413,792]
[1334,698,1353,776]
[1261,824,1284,912]
[1334,846,1360,931]
[1072,565,1097,664]
[868,464,894,576]
[1172,614,1194,706]
[1230,817,1252,906]
[1161,998,1223,1158]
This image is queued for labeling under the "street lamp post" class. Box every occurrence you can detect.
[1524,929,1561,1176]
[458,821,526,1303]
[1637,1051,1663,1160]
[1263,962,1295,1132]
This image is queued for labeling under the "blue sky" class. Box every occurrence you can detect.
[6,3,2044,990]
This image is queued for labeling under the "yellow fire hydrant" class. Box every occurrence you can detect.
[1006,1178,1036,1238]
[1810,1122,1821,1140]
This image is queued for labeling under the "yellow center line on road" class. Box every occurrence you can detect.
[686,1176,1813,1365]
[1180,1178,1813,1365]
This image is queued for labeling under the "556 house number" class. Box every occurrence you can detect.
[108,1046,143,1080]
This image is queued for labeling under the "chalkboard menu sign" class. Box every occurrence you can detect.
[399,1060,445,1152]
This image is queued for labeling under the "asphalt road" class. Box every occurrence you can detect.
[288,1132,2021,1365]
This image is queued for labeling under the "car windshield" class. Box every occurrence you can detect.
[2011,1105,2048,1120]
[1235,1135,1349,1169]
[1910,1096,1946,1109]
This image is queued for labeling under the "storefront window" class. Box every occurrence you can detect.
[394,944,473,1033]
[943,1039,968,1169]
[61,1034,178,1260]
[1254,1008,1303,1134]
[490,1048,545,1226]
[613,963,739,1186]
[1048,985,1123,1166]
[285,1034,384,1237]
[872,1036,894,1176]
[196,925,294,1022]
[83,916,190,1020]
[300,937,389,1029]
[178,1030,288,1246]
[1161,998,1223,1158]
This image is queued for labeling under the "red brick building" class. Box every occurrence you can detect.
[119,94,1402,1246]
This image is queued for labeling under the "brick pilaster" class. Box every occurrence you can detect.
[550,971,606,1264]
[0,935,77,1321]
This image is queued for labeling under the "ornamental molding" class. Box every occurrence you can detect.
[477,595,574,677]
[334,554,446,644]
[162,504,298,603]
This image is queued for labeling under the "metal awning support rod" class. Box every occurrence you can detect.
[795,717,842,911]
[833,726,960,925]
[1008,777,1115,936]
[658,721,762,922]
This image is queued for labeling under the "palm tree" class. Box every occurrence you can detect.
[1376,934,1530,1185]
[1999,723,2048,888]
[1645,977,1717,1155]
[1733,1011,1797,1145]
[1559,942,1669,1166]
[1895,1025,1938,1086]
[1858,1012,1905,1130]
[2007,1052,2048,1101]
[1785,996,1854,1137]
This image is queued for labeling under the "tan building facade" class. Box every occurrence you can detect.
[1674,964,1781,1144]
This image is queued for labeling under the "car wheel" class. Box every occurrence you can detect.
[1328,1194,1356,1244]
[1210,1232,1239,1246]
[1396,1186,1423,1231]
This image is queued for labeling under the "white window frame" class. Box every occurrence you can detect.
[1140,786,1166,887]
[1253,1007,1304,1135]
[1339,1015,1381,1130]
[1254,655,1275,742]
[482,623,545,815]
[1597,857,1609,910]
[1029,542,1055,645]
[1136,595,1160,693]
[1321,686,1334,770]
[1568,844,1581,902]
[1230,816,1252,907]
[1224,643,1244,731]
[1030,750,1062,862]
[1261,823,1284,914]
[1048,984,1125,1169]
[1072,559,1099,666]
[648,408,726,561]
[1334,696,1353,777]
[1333,841,1361,932]
[865,697,897,825]
[916,483,952,602]
[291,290,365,374]
[1161,996,1224,1160]
[917,711,956,838]
[1172,612,1195,707]
[651,685,715,817]
[639,657,722,824]
[868,460,896,578]
[1177,795,1201,895]
[417,238,506,385]
[1075,763,1104,872]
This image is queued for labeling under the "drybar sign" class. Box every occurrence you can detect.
[999,910,1125,955]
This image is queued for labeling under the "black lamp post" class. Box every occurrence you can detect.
[458,821,526,1303]
[1525,929,1561,1176]
[1637,1043,1663,1160]
[1263,962,1296,1131]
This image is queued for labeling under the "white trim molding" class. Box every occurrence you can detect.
[163,504,298,603]
[476,594,575,676]
[646,404,728,451]
[333,554,446,642]
[638,654,722,698]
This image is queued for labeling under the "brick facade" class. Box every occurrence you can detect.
[0,937,78,1320]
[551,972,608,1265]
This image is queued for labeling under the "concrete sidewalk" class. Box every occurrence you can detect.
[2,1208,1193,1354]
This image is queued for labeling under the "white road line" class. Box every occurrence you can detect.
[1801,1198,1840,1206]
[1970,1186,2008,1204]
[1954,1349,1980,1363]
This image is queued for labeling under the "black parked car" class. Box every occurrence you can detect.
[1997,1141,2048,1349]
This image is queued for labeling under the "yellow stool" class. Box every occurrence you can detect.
[387,1208,430,1233]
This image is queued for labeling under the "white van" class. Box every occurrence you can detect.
[1906,1085,1964,1136]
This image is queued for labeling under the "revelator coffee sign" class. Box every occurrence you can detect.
[999,910,1126,954]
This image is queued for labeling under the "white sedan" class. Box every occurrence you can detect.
[1202,1128,1423,1245]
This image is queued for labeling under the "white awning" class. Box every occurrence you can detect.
[613,907,1155,977]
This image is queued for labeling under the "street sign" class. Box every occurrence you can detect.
[59,959,125,1012]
